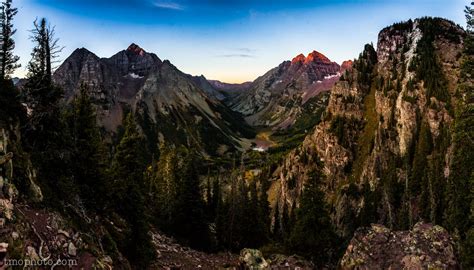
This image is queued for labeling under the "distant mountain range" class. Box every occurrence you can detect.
[227,50,350,128]
[53,44,255,156]
[52,43,349,155]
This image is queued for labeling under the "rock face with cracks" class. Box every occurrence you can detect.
[340,222,458,270]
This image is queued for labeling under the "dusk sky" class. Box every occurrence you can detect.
[12,0,467,83]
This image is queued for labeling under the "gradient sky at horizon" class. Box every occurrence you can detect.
[11,0,468,83]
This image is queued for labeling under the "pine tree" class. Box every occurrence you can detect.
[215,170,249,251]
[281,202,290,240]
[241,179,268,248]
[22,18,75,203]
[258,178,271,243]
[152,144,179,230]
[408,122,433,221]
[445,4,474,268]
[0,0,20,78]
[23,18,63,146]
[0,0,23,126]
[215,188,229,249]
[171,148,211,250]
[70,84,108,210]
[0,78,23,125]
[111,112,155,267]
[111,113,147,201]
[206,176,213,218]
[272,202,281,241]
[287,170,338,267]
[210,176,220,220]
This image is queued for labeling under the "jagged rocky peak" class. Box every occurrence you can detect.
[291,50,333,65]
[127,43,147,56]
[306,50,332,63]
[291,53,306,64]
[340,60,353,72]
[70,47,98,60]
[229,49,341,127]
[107,43,162,77]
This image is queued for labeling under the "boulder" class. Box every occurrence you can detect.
[68,242,77,257]
[239,249,269,269]
[0,199,14,220]
[26,246,40,261]
[11,232,19,240]
[340,222,458,269]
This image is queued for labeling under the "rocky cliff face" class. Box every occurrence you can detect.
[340,223,458,269]
[54,44,254,156]
[229,51,344,129]
[53,44,161,130]
[272,18,466,239]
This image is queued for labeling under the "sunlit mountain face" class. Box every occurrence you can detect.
[1,0,473,269]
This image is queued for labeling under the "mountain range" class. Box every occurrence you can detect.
[53,43,256,156]
[52,42,350,155]
[1,12,473,269]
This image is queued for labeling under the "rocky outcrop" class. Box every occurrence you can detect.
[341,60,354,72]
[340,223,458,269]
[239,249,270,269]
[0,129,16,221]
[272,18,465,238]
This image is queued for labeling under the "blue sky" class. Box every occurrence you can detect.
[12,0,467,82]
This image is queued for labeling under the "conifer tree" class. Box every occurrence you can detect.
[0,76,23,125]
[23,18,74,202]
[70,84,108,209]
[171,148,211,250]
[272,203,281,241]
[0,0,23,126]
[0,0,20,78]
[281,202,291,240]
[287,170,338,267]
[445,3,474,267]
[111,112,155,267]
[23,18,63,143]
[206,176,213,218]
[210,176,220,220]
[409,123,432,201]
[152,145,179,230]
[241,179,268,248]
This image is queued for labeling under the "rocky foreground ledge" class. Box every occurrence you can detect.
[340,222,458,270]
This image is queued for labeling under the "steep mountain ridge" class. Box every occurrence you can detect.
[229,50,346,129]
[53,44,254,155]
[272,17,467,239]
